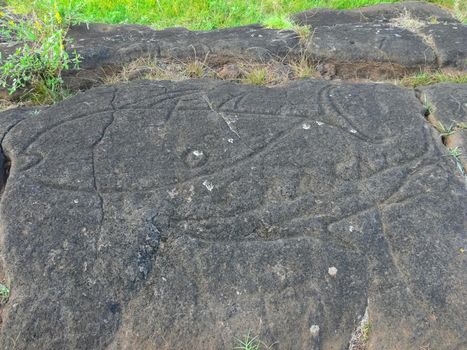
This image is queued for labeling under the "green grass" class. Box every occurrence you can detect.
[6,0,463,30]
[235,334,263,350]
[0,283,10,304]
[447,147,465,176]
[400,71,467,87]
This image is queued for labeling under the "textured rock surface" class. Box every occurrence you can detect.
[420,83,467,168]
[421,24,467,69]
[68,24,300,68]
[50,1,466,89]
[292,1,459,27]
[305,23,436,67]
[0,107,44,190]
[64,24,300,89]
[0,79,465,349]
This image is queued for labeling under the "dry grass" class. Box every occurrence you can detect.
[102,53,318,87]
[290,56,315,79]
[389,10,436,49]
[102,57,211,85]
[293,24,313,42]
[185,61,205,78]
[390,10,426,31]
[0,97,23,112]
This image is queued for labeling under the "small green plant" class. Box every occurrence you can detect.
[448,147,465,176]
[0,6,80,103]
[435,122,456,136]
[362,322,371,342]
[235,333,262,350]
[0,283,10,304]
[423,95,433,116]
[243,68,268,86]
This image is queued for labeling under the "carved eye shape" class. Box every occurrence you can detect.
[182,148,208,168]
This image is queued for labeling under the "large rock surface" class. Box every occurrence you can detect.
[292,1,459,27]
[0,79,465,349]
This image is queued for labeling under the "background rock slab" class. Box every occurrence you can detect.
[292,1,459,27]
[0,79,466,349]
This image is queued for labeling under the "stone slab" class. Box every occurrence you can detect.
[306,23,436,67]
[0,79,465,349]
[421,23,467,69]
[292,1,459,27]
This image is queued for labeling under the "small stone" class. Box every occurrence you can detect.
[328,266,338,277]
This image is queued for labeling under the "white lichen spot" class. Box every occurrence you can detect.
[192,150,203,157]
[328,266,338,277]
[167,188,177,199]
[302,123,311,130]
[186,185,195,203]
[316,121,324,126]
[349,225,355,232]
[310,325,320,338]
[350,129,357,134]
[228,138,234,143]
[73,199,79,204]
[202,180,214,192]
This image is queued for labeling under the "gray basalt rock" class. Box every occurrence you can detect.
[0,79,465,349]
[421,23,467,68]
[0,107,45,190]
[64,24,300,89]
[305,23,437,68]
[68,24,300,67]
[292,1,459,27]
[420,83,467,169]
